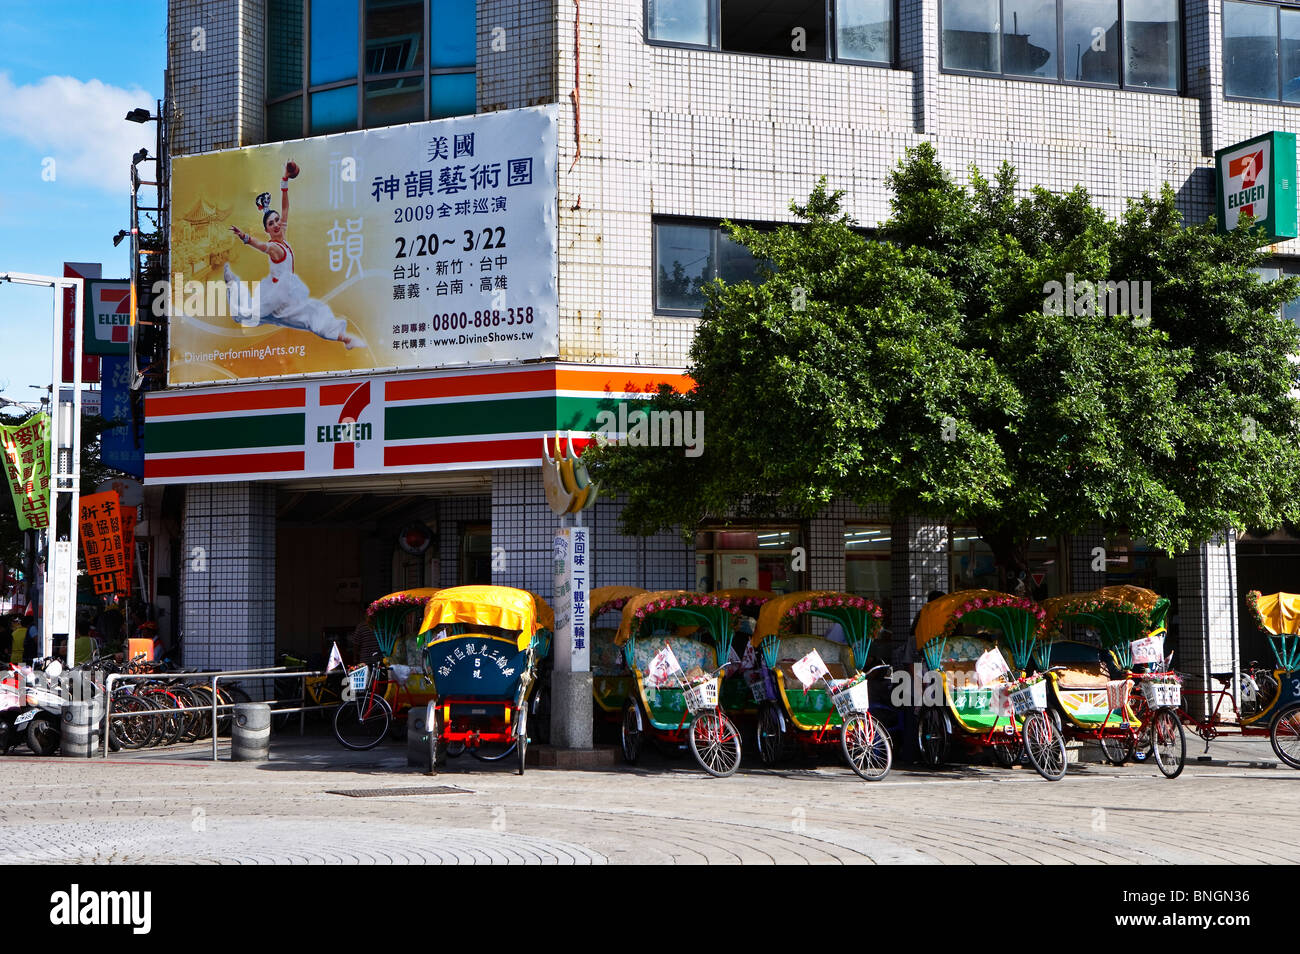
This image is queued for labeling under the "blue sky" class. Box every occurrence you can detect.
[0,0,165,406]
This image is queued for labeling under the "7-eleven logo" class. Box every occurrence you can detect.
[95,288,132,343]
[316,381,373,470]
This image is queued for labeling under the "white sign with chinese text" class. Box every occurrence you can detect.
[551,525,589,673]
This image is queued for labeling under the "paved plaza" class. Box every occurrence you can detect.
[0,735,1295,864]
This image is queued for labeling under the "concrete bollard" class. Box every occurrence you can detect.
[61,701,100,758]
[407,703,431,770]
[231,702,271,761]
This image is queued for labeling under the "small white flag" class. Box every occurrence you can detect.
[646,643,682,688]
[727,646,742,669]
[974,648,1010,687]
[791,649,829,688]
[326,642,344,673]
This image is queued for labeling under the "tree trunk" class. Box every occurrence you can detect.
[976,525,1031,596]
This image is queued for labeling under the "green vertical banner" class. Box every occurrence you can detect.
[0,413,51,530]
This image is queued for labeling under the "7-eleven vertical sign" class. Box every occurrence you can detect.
[1216,131,1298,243]
[83,279,133,355]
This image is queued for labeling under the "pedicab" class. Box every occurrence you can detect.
[1038,586,1185,778]
[418,585,543,775]
[327,587,442,749]
[709,588,776,718]
[590,586,647,731]
[914,590,1067,781]
[747,590,893,780]
[1203,591,1300,769]
[615,591,744,777]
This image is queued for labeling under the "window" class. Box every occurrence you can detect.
[1251,263,1300,325]
[653,220,761,315]
[694,528,805,594]
[1224,1,1300,103]
[940,0,1180,91]
[844,525,891,623]
[949,529,1063,597]
[459,524,492,585]
[265,0,477,142]
[646,0,894,66]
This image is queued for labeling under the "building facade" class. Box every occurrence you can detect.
[144,0,1300,699]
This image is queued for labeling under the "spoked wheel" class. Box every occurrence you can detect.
[991,736,1022,768]
[333,694,393,750]
[688,711,741,778]
[425,703,442,775]
[620,699,644,764]
[515,706,528,776]
[1022,711,1067,781]
[1270,703,1300,769]
[841,714,891,781]
[1150,708,1186,779]
[756,701,787,766]
[26,714,60,756]
[113,695,157,749]
[917,707,949,768]
[1099,730,1135,765]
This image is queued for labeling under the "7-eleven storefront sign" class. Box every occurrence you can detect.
[143,363,690,483]
[1216,131,1298,243]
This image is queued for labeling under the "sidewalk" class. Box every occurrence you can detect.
[0,733,1295,864]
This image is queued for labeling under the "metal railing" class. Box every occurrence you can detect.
[99,666,334,759]
[209,668,331,761]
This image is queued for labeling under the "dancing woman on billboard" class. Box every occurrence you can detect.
[223,161,365,350]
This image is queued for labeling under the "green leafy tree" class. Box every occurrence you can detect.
[586,144,1300,584]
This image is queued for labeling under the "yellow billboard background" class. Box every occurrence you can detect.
[167,106,558,385]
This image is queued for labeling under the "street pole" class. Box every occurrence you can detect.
[0,272,83,663]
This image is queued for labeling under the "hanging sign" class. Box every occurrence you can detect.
[0,413,51,531]
[78,491,130,597]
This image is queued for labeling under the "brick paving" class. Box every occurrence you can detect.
[0,737,1295,864]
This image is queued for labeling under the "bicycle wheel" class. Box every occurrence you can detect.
[756,701,787,766]
[516,706,528,776]
[991,737,1021,767]
[1099,730,1134,765]
[917,707,949,767]
[113,694,157,749]
[140,690,184,746]
[841,713,891,781]
[1150,708,1186,779]
[333,694,392,751]
[170,685,205,742]
[423,702,443,775]
[688,710,741,778]
[1022,711,1067,781]
[1270,703,1300,769]
[620,698,643,764]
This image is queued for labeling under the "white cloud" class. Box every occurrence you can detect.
[0,72,156,193]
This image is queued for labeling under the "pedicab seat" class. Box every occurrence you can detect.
[1054,663,1110,689]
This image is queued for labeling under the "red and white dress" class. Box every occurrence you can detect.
[227,239,348,341]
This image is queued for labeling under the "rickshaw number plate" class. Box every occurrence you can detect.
[1003,724,1015,735]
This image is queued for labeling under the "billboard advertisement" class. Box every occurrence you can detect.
[167,104,558,386]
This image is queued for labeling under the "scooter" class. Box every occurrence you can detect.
[17,658,70,756]
[0,665,24,754]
